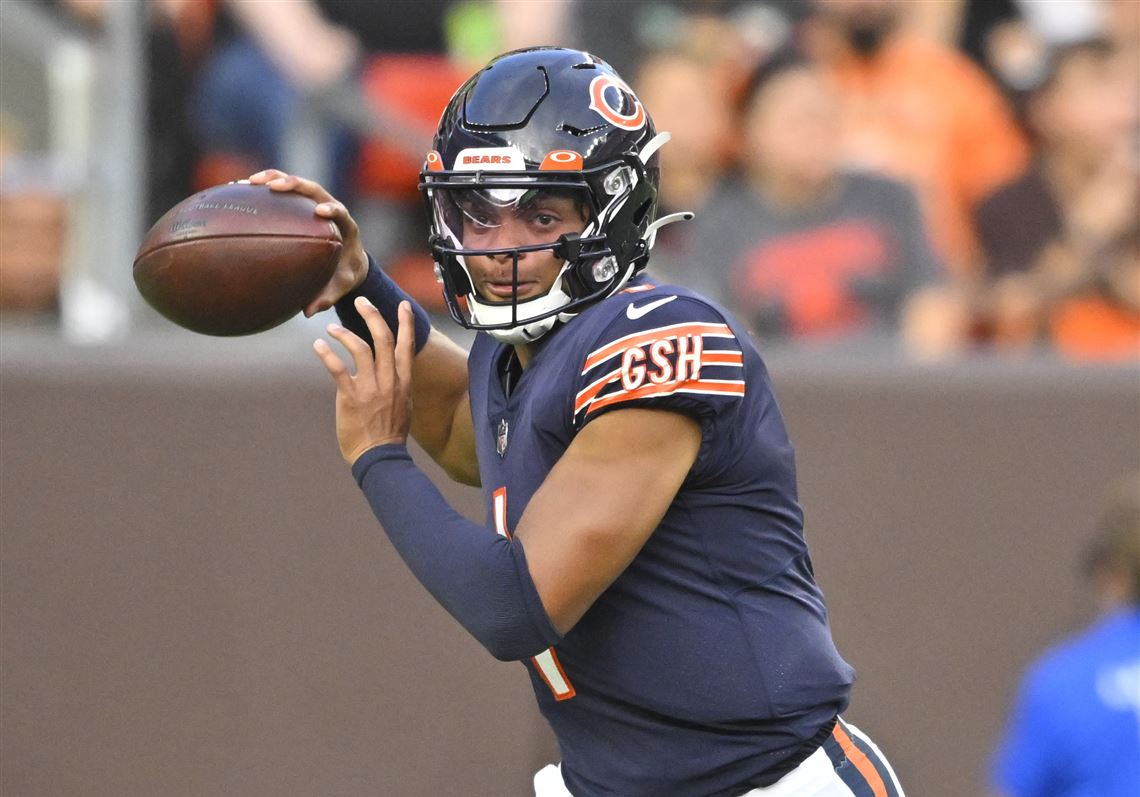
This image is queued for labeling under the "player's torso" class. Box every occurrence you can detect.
[466,281,853,796]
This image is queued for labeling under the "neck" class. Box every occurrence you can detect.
[515,343,535,369]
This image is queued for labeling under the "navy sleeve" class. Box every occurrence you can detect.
[333,253,432,353]
[351,444,562,662]
[571,295,746,430]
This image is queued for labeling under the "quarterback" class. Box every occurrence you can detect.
[254,47,905,796]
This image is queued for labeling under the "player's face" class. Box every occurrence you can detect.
[455,190,590,303]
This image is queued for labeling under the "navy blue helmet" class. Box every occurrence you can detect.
[420,47,687,343]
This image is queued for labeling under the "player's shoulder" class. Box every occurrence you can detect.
[582,277,738,343]
[569,279,743,370]
[566,278,749,424]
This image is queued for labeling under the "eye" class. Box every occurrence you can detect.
[531,212,557,227]
[462,208,496,230]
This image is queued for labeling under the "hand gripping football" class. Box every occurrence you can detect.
[133,182,342,336]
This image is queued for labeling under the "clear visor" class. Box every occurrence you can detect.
[430,186,594,249]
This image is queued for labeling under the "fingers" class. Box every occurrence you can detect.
[245,171,363,318]
[312,338,351,391]
[313,199,347,221]
[313,198,360,247]
[325,322,377,383]
[247,169,287,185]
[355,296,396,381]
[248,169,335,205]
[394,302,415,390]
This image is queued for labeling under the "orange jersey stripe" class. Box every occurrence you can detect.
[575,352,742,408]
[833,722,889,797]
[574,368,622,414]
[583,323,735,372]
[574,350,742,414]
[584,379,745,416]
[701,351,743,366]
[620,283,655,293]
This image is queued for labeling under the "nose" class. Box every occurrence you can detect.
[482,219,528,261]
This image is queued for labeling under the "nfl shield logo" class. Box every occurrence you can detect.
[496,418,509,457]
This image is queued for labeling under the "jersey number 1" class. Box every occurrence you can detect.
[493,487,577,701]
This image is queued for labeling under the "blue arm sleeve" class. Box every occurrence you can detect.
[351,444,563,661]
[334,254,432,354]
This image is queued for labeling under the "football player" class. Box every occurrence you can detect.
[253,47,905,796]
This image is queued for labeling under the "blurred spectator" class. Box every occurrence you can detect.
[3,0,215,312]
[188,0,450,194]
[975,38,1139,359]
[635,50,734,217]
[0,150,67,313]
[188,1,572,320]
[142,0,217,223]
[1048,228,1139,361]
[1017,0,1112,47]
[803,0,1030,277]
[650,51,944,346]
[573,0,806,85]
[961,1,1138,119]
[189,0,477,319]
[633,47,733,299]
[990,473,1140,797]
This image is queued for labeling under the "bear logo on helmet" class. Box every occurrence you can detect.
[588,75,647,132]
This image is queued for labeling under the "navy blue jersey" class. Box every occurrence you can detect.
[467,278,854,796]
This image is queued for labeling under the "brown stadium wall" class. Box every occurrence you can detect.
[2,337,1137,797]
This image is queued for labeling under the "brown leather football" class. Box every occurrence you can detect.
[134,182,342,336]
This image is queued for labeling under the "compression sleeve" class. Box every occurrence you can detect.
[334,253,432,354]
[351,444,563,662]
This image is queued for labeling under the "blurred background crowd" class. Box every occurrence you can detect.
[1,0,1137,361]
[1,4,1138,797]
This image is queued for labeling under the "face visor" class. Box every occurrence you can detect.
[421,157,650,338]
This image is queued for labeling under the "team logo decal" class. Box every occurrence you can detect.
[588,75,646,131]
[496,418,509,457]
[424,150,444,172]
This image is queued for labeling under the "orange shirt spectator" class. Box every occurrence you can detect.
[1051,297,1140,362]
[806,1,1030,277]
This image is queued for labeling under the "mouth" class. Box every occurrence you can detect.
[481,279,541,301]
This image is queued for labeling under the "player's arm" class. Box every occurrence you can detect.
[314,301,701,658]
[513,407,699,632]
[252,169,479,486]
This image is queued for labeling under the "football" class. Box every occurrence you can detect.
[134,182,342,336]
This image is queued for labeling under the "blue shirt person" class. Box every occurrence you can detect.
[992,476,1140,797]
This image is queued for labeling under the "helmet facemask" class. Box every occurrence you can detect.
[423,153,657,344]
[417,47,689,344]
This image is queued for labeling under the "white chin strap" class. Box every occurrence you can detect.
[468,276,574,345]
